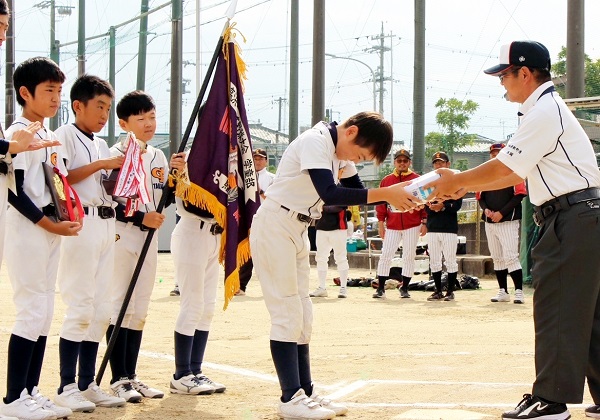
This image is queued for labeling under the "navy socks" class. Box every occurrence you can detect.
[58,337,81,393]
[270,340,301,402]
[5,334,36,403]
[174,331,194,380]
[191,330,209,375]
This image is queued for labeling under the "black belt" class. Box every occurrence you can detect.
[200,220,224,235]
[0,161,8,175]
[83,206,115,219]
[533,187,600,226]
[281,205,313,224]
[42,204,56,217]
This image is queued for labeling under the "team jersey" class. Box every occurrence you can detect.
[55,124,115,207]
[109,140,169,213]
[496,81,600,206]
[7,116,66,208]
[265,121,357,219]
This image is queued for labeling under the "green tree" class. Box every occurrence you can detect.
[552,46,600,98]
[424,98,479,166]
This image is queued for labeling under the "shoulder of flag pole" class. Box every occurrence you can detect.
[95,17,235,387]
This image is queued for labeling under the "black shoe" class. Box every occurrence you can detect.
[586,404,600,418]
[444,291,455,301]
[399,288,411,298]
[502,394,570,419]
[427,291,444,301]
[372,289,386,299]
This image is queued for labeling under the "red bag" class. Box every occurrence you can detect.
[42,162,84,222]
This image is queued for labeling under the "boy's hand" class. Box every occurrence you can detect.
[7,122,61,153]
[170,153,186,171]
[385,181,422,212]
[101,155,125,170]
[142,211,165,229]
[39,217,82,236]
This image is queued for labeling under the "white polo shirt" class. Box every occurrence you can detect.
[257,167,275,204]
[497,81,600,206]
[7,116,66,208]
[264,121,357,219]
[55,124,115,207]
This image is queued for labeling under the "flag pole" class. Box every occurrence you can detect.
[96,21,229,386]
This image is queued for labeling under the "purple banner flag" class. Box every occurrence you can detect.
[174,28,259,309]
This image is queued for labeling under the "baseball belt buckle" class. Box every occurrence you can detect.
[296,213,312,224]
[210,224,224,235]
[99,207,116,219]
[532,211,542,227]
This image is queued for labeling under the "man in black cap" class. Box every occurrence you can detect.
[424,152,462,302]
[427,40,600,420]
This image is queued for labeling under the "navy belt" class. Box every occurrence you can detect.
[533,187,600,226]
[83,206,115,219]
[199,220,223,235]
[281,205,313,224]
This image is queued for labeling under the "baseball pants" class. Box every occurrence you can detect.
[377,225,420,277]
[485,220,521,272]
[110,221,158,332]
[171,216,220,336]
[0,174,7,263]
[315,229,349,272]
[59,215,115,343]
[427,232,458,273]
[531,200,600,403]
[5,208,60,341]
[250,199,313,344]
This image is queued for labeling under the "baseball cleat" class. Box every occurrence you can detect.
[491,289,510,302]
[310,392,348,416]
[195,374,226,393]
[501,394,569,419]
[514,289,525,304]
[110,378,142,403]
[54,383,95,413]
[31,387,72,419]
[1,389,57,420]
[309,287,328,298]
[81,383,125,408]
[129,377,164,399]
[169,374,214,395]
[277,389,335,420]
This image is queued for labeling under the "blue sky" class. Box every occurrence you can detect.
[8,0,600,149]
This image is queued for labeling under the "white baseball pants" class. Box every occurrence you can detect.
[485,220,521,272]
[428,232,458,273]
[377,225,420,277]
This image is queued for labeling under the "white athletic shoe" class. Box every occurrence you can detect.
[277,389,336,420]
[80,383,125,408]
[54,383,95,413]
[309,287,328,298]
[0,415,19,420]
[169,374,214,395]
[310,392,348,416]
[337,287,348,299]
[195,374,226,393]
[30,387,72,419]
[514,289,525,304]
[1,389,57,420]
[491,289,510,302]
[110,378,142,403]
[130,376,164,399]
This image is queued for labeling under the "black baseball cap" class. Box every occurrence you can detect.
[484,41,551,76]
[432,151,449,163]
[394,149,411,160]
[489,143,505,152]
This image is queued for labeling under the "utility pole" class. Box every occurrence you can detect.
[311,0,325,126]
[137,0,149,90]
[367,23,393,116]
[169,0,183,156]
[289,0,299,141]
[77,0,85,76]
[5,0,15,127]
[274,97,287,143]
[566,0,585,99]
[413,0,426,173]
[108,26,116,145]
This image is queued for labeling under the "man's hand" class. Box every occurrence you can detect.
[427,201,444,212]
[424,168,463,201]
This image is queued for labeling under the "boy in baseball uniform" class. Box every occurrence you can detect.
[1,57,82,420]
[167,151,226,396]
[53,75,126,413]
[249,111,421,419]
[106,91,169,402]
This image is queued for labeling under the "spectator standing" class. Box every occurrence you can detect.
[425,152,462,302]
[476,143,527,304]
[373,149,427,299]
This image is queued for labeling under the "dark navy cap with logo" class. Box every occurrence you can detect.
[431,151,449,163]
[484,40,551,76]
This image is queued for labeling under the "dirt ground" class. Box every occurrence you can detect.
[0,253,594,420]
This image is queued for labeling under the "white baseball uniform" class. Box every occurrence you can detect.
[250,122,357,343]
[109,141,168,331]
[4,117,65,341]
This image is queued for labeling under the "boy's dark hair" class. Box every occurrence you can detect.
[0,0,9,16]
[70,74,114,114]
[116,90,155,120]
[13,57,66,107]
[341,111,393,164]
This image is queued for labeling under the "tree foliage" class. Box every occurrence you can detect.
[552,46,600,98]
[424,98,479,165]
